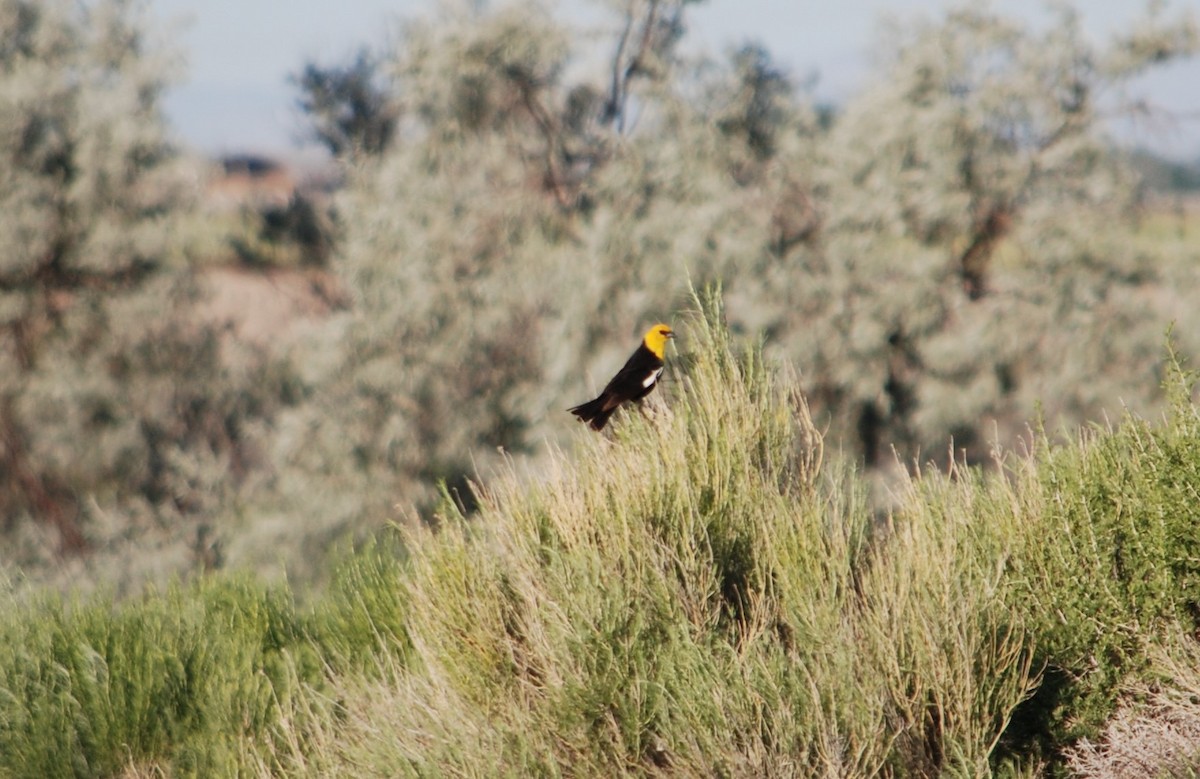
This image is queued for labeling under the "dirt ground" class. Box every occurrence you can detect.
[197,265,348,348]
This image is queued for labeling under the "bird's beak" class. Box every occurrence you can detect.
[667,331,676,339]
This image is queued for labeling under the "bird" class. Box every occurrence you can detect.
[569,323,674,431]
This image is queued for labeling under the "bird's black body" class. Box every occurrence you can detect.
[570,326,672,431]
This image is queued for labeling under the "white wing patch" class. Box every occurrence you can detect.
[643,367,663,388]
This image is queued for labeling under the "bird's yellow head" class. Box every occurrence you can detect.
[642,323,675,359]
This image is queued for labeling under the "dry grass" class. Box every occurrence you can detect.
[1067,637,1200,779]
[248,290,1043,777]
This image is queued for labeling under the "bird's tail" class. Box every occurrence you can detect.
[568,396,615,431]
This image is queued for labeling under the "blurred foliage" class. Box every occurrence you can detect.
[802,4,1199,467]
[276,0,1199,532]
[0,0,300,585]
[227,193,337,269]
[2,0,1200,596]
[292,48,399,160]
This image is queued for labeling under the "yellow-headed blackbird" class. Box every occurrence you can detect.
[569,323,674,431]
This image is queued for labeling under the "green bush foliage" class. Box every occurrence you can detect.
[1000,352,1200,751]
[0,575,322,777]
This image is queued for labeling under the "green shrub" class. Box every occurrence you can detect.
[276,290,1039,777]
[309,533,413,670]
[0,576,319,778]
[1000,352,1200,753]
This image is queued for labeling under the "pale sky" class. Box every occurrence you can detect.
[153,0,1200,159]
